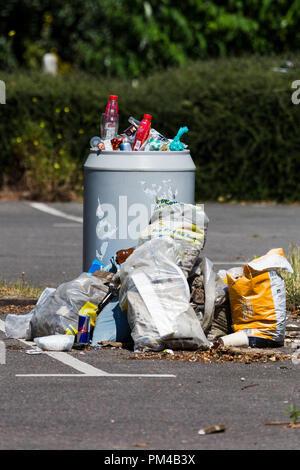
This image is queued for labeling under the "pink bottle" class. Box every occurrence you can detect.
[102,95,119,139]
[132,114,152,151]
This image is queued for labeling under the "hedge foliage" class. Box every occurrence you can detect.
[0,0,300,78]
[0,54,299,202]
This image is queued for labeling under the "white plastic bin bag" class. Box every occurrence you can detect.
[119,237,209,352]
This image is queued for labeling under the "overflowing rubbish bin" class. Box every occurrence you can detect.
[4,93,295,355]
[83,94,196,271]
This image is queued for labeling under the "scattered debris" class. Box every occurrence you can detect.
[34,334,74,351]
[265,404,300,429]
[241,383,259,391]
[198,424,226,435]
[124,343,294,363]
[25,348,43,355]
[163,349,175,355]
[98,341,124,348]
[265,422,300,429]
[1,196,298,360]
[0,304,35,315]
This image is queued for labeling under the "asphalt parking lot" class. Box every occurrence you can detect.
[0,201,299,451]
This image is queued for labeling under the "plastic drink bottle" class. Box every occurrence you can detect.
[102,95,119,139]
[132,114,152,151]
[129,116,168,143]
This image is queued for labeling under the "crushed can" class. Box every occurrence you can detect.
[120,136,132,151]
[77,314,91,344]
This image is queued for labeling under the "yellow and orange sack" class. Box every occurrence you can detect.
[226,248,293,344]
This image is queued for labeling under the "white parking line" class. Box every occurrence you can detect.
[29,202,83,224]
[0,320,175,378]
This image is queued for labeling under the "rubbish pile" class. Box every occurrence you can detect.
[5,196,294,354]
[3,94,296,354]
[90,95,189,153]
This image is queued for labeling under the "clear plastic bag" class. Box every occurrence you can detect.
[5,311,34,340]
[29,273,109,339]
[5,288,55,340]
[34,334,75,351]
[119,237,209,352]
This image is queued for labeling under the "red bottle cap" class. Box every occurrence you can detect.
[109,95,118,100]
[143,114,152,120]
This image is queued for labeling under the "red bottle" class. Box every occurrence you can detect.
[102,95,119,139]
[105,94,118,118]
[132,114,152,151]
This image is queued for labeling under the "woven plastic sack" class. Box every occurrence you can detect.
[226,248,293,344]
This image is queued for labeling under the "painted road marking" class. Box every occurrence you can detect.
[29,202,83,224]
[15,373,175,377]
[0,320,175,378]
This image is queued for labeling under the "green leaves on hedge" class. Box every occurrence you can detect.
[0,0,300,77]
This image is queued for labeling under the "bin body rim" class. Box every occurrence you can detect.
[84,150,196,172]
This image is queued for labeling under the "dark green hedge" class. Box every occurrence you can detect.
[0,54,299,201]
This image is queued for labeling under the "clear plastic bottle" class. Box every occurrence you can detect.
[132,114,152,151]
[101,95,119,140]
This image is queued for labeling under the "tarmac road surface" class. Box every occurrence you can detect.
[0,330,300,451]
[0,201,299,287]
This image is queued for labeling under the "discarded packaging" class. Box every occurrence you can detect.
[25,348,43,355]
[90,136,104,151]
[28,273,109,339]
[88,258,106,273]
[5,287,55,340]
[169,126,189,151]
[227,248,293,347]
[91,298,131,346]
[34,334,75,351]
[119,136,132,151]
[198,424,227,435]
[77,313,91,344]
[5,311,34,340]
[132,114,152,151]
[96,101,188,152]
[219,331,249,348]
[101,95,119,139]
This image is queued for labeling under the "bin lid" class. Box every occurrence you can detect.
[84,150,196,172]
